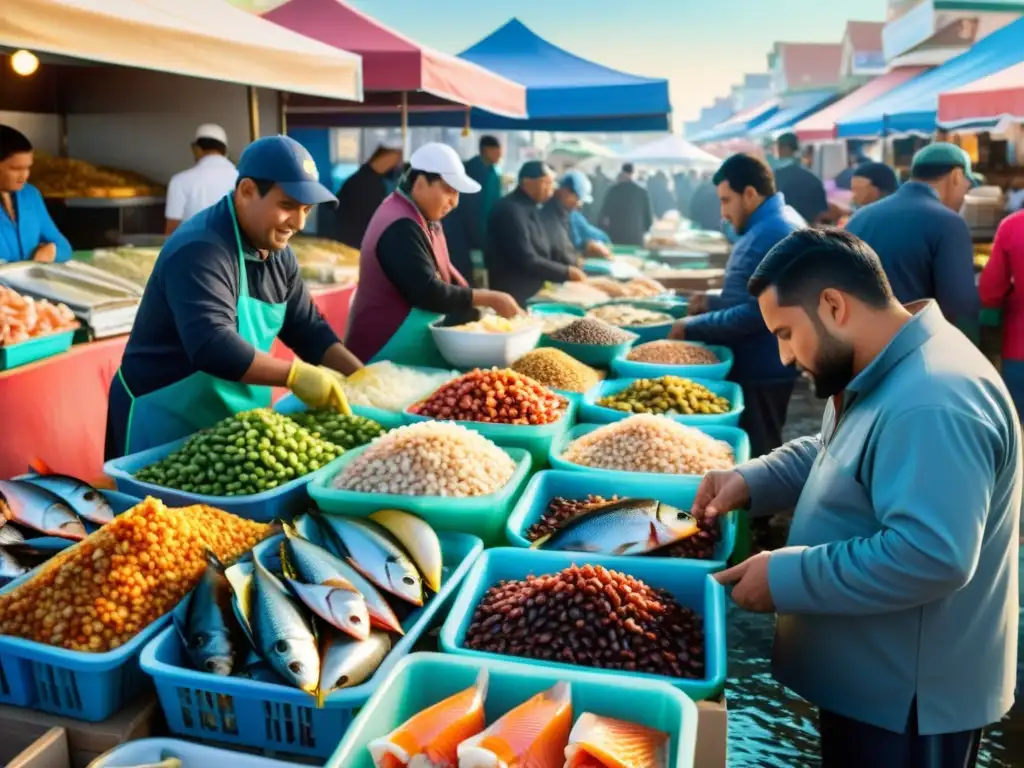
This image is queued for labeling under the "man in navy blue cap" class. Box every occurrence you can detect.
[105,135,364,460]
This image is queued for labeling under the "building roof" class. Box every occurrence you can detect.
[845,21,884,54]
[776,42,844,91]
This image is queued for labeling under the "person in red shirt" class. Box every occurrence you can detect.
[978,210,1024,413]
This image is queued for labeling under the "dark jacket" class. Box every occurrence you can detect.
[773,160,828,224]
[484,188,571,304]
[683,193,802,383]
[688,180,721,231]
[442,155,502,278]
[332,163,388,248]
[538,198,579,267]
[599,179,653,246]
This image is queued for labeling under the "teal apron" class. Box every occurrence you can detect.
[368,307,451,368]
[116,197,288,455]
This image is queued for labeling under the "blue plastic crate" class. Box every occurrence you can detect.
[611,342,735,381]
[326,652,699,768]
[526,302,586,318]
[505,469,736,571]
[92,738,307,768]
[307,447,532,547]
[0,330,75,371]
[439,548,727,701]
[582,376,744,428]
[139,532,483,759]
[589,299,689,344]
[549,422,751,478]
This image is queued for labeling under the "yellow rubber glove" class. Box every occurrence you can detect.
[286,360,352,415]
[316,366,354,416]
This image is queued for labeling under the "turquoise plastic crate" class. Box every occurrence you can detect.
[589,299,688,344]
[526,302,586,318]
[582,258,640,279]
[0,330,75,371]
[550,422,751,479]
[326,652,699,768]
[0,560,170,720]
[439,548,727,701]
[611,342,735,381]
[645,250,712,269]
[307,446,532,547]
[505,469,736,571]
[139,532,483,759]
[540,334,638,368]
[92,738,307,768]
[611,244,648,257]
[581,377,745,427]
[273,392,404,432]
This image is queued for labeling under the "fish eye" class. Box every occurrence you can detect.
[334,675,349,687]
[274,640,289,654]
[350,615,362,624]
[402,575,416,586]
[83,491,98,501]
[288,661,303,674]
[192,633,208,647]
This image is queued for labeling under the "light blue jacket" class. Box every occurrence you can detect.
[568,209,610,250]
[738,301,1020,734]
[0,183,72,263]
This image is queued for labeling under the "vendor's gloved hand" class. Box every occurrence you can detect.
[315,366,354,415]
[286,360,352,415]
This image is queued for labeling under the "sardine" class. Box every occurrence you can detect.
[0,520,26,546]
[22,473,114,525]
[317,514,424,606]
[283,527,403,635]
[317,628,391,705]
[285,578,370,641]
[224,559,320,694]
[0,547,28,582]
[369,508,444,593]
[532,497,698,556]
[173,553,241,676]
[0,481,86,540]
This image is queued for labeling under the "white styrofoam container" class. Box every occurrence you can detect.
[430,319,542,369]
[90,738,310,768]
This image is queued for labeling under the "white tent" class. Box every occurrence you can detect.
[622,134,721,170]
[1,0,363,101]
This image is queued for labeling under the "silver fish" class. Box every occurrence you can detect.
[532,497,698,556]
[0,521,26,546]
[0,481,86,540]
[22,474,114,525]
[283,528,403,635]
[285,578,370,641]
[318,514,424,606]
[232,649,288,685]
[173,553,240,676]
[224,559,320,694]
[292,512,325,546]
[317,628,391,705]
[0,547,28,582]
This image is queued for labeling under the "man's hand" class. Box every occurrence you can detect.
[473,289,522,319]
[715,551,775,612]
[668,319,685,340]
[567,266,587,282]
[32,242,57,263]
[687,293,709,316]
[587,241,612,259]
[691,469,750,521]
[286,360,352,414]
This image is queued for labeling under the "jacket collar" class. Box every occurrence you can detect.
[741,192,786,235]
[898,181,939,201]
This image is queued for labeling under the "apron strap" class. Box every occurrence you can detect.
[226,195,251,301]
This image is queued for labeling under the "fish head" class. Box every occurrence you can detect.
[657,502,699,539]
[325,587,371,641]
[44,503,87,539]
[267,635,320,693]
[76,487,115,523]
[385,557,424,606]
[188,628,235,676]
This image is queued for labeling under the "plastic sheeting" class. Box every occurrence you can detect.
[939,60,1024,127]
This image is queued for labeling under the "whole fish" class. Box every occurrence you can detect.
[531,498,698,556]
[233,648,288,685]
[369,508,444,593]
[293,511,325,546]
[224,559,320,694]
[285,578,370,641]
[0,480,86,540]
[283,528,403,635]
[317,514,424,606]
[317,628,391,706]
[0,520,26,546]
[173,553,241,676]
[22,473,114,525]
[0,547,28,582]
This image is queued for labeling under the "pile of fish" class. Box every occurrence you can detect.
[368,671,669,767]
[173,508,444,704]
[0,471,115,583]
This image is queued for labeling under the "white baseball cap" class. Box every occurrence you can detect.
[195,123,228,145]
[409,143,481,194]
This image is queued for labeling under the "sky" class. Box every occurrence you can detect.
[238,0,890,127]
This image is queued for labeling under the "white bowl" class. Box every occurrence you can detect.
[430,319,542,369]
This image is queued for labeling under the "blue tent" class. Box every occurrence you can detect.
[689,99,780,143]
[449,18,671,132]
[749,90,838,138]
[837,17,1024,138]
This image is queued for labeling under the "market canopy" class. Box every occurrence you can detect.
[2,0,363,100]
[836,16,1024,138]
[690,98,780,143]
[794,67,928,142]
[748,90,838,138]
[620,134,721,170]
[262,0,526,120]
[939,60,1024,127]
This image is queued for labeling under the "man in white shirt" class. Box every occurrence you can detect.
[164,124,238,234]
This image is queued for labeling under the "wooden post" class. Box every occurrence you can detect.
[247,86,260,142]
[279,91,288,135]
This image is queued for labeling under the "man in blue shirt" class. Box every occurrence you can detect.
[845,143,979,325]
[540,171,612,259]
[696,228,1019,767]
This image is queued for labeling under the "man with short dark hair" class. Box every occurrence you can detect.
[670,153,801,461]
[773,132,828,225]
[845,143,979,324]
[165,124,237,234]
[694,227,1019,768]
[598,163,653,246]
[850,162,899,209]
[444,135,504,278]
[332,144,404,248]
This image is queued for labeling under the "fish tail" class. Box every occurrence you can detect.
[28,457,53,476]
[205,549,227,570]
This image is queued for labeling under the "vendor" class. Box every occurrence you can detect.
[105,135,363,460]
[485,161,586,304]
[541,170,612,259]
[0,125,71,263]
[164,124,238,235]
[331,144,404,249]
[345,143,521,366]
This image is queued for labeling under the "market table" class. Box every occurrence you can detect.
[0,284,355,482]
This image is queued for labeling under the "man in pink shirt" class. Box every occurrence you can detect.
[979,210,1024,414]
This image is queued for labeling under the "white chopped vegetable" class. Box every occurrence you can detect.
[342,362,459,412]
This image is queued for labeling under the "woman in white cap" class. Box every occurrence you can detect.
[164,123,238,234]
[345,142,521,366]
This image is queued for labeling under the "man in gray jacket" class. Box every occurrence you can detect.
[694,228,1020,766]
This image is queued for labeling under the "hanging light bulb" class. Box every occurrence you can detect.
[10,50,39,77]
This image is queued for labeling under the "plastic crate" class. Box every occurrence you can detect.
[139,532,482,759]
[307,447,532,547]
[582,258,640,279]
[439,548,727,701]
[0,330,75,371]
[549,422,751,479]
[581,377,745,427]
[274,392,405,432]
[4,483,139,553]
[92,738,307,768]
[104,436,321,523]
[611,342,735,381]
[540,334,638,368]
[326,652,699,768]
[526,302,586,318]
[505,469,736,571]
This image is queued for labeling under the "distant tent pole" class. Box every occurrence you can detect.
[279,92,289,135]
[248,86,261,142]
[401,91,409,155]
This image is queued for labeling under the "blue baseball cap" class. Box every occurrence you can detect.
[559,170,593,204]
[237,135,337,205]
